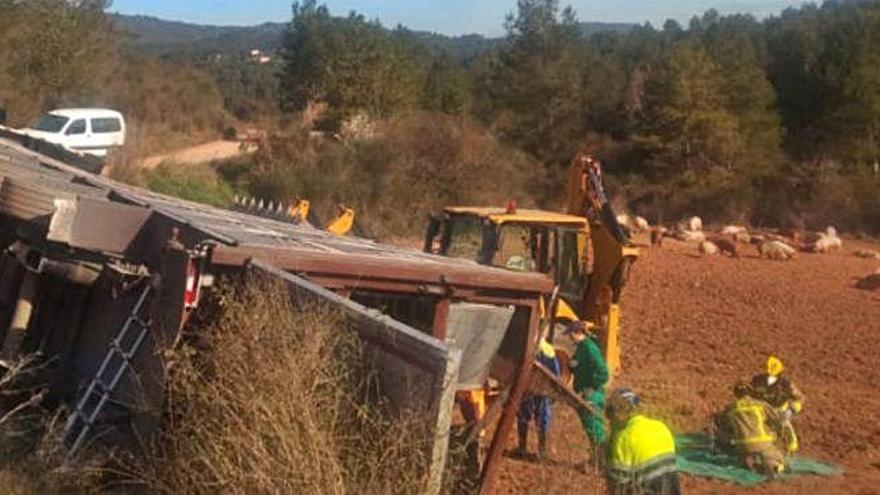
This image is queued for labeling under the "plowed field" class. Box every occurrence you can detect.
[496,235,880,494]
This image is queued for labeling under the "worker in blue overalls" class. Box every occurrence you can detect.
[515,337,561,461]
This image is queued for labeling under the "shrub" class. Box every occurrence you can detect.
[217,112,546,238]
[134,277,437,494]
[144,162,236,208]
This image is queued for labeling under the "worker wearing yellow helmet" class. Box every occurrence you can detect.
[750,355,805,454]
[716,380,788,477]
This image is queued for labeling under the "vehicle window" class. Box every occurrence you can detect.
[495,224,537,272]
[445,215,484,261]
[91,117,121,133]
[557,228,587,299]
[33,114,69,133]
[65,119,86,135]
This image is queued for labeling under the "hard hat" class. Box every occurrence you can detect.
[767,356,784,377]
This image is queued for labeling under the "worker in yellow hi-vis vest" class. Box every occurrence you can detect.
[606,388,681,495]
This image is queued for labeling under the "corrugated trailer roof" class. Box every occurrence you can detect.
[0,136,552,294]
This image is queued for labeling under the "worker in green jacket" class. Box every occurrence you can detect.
[606,388,681,495]
[563,320,610,455]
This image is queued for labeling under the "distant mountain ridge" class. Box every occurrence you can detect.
[112,15,286,54]
[111,13,636,57]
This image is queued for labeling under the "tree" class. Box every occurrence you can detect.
[477,0,588,165]
[6,0,117,116]
[421,53,471,115]
[701,15,783,175]
[764,4,825,158]
[0,0,18,109]
[639,43,740,174]
[280,1,420,123]
[816,2,880,169]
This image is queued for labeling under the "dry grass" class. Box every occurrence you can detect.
[132,276,438,494]
[0,276,450,494]
[0,357,107,494]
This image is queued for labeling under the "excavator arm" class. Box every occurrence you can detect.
[566,151,638,374]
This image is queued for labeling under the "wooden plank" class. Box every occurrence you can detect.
[426,343,461,495]
[529,362,598,415]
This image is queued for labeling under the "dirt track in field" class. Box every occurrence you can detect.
[139,139,248,169]
[495,235,880,494]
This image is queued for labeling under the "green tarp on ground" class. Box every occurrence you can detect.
[675,433,842,486]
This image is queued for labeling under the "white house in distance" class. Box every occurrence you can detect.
[249,49,272,64]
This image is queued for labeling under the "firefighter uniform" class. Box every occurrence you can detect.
[607,401,681,495]
[517,339,561,457]
[719,394,787,474]
[570,333,610,446]
[751,356,805,453]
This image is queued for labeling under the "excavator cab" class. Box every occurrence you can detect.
[424,205,638,373]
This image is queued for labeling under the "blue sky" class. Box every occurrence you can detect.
[112,0,806,36]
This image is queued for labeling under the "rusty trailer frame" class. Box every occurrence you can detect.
[0,133,553,493]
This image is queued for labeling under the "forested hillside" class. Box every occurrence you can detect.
[1,0,878,235]
[269,0,880,233]
[0,0,228,155]
[111,13,634,59]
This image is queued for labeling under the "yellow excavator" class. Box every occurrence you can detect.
[287,199,360,237]
[425,151,637,482]
[423,151,638,373]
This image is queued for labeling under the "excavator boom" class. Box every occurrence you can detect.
[565,151,638,373]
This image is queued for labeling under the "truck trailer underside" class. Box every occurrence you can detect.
[0,134,553,493]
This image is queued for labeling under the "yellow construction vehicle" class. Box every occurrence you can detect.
[423,152,638,373]
[325,205,356,236]
[286,199,362,237]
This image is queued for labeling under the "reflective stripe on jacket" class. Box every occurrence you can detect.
[723,396,782,448]
[608,415,677,485]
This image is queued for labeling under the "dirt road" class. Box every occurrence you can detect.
[140,140,248,169]
[497,236,880,494]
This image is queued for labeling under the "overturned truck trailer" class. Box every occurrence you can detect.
[0,135,552,493]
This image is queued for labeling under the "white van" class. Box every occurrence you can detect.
[23,108,126,158]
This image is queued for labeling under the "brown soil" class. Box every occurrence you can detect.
[495,236,880,494]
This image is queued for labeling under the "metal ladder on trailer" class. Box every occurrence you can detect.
[63,278,157,458]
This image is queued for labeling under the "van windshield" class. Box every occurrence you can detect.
[33,114,69,133]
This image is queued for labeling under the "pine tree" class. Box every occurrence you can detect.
[280,1,420,123]
[640,43,740,173]
[421,53,471,115]
[478,0,588,165]
[702,16,783,176]
[819,2,880,169]
[5,0,116,115]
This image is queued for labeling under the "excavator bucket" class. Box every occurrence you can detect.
[326,206,356,236]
